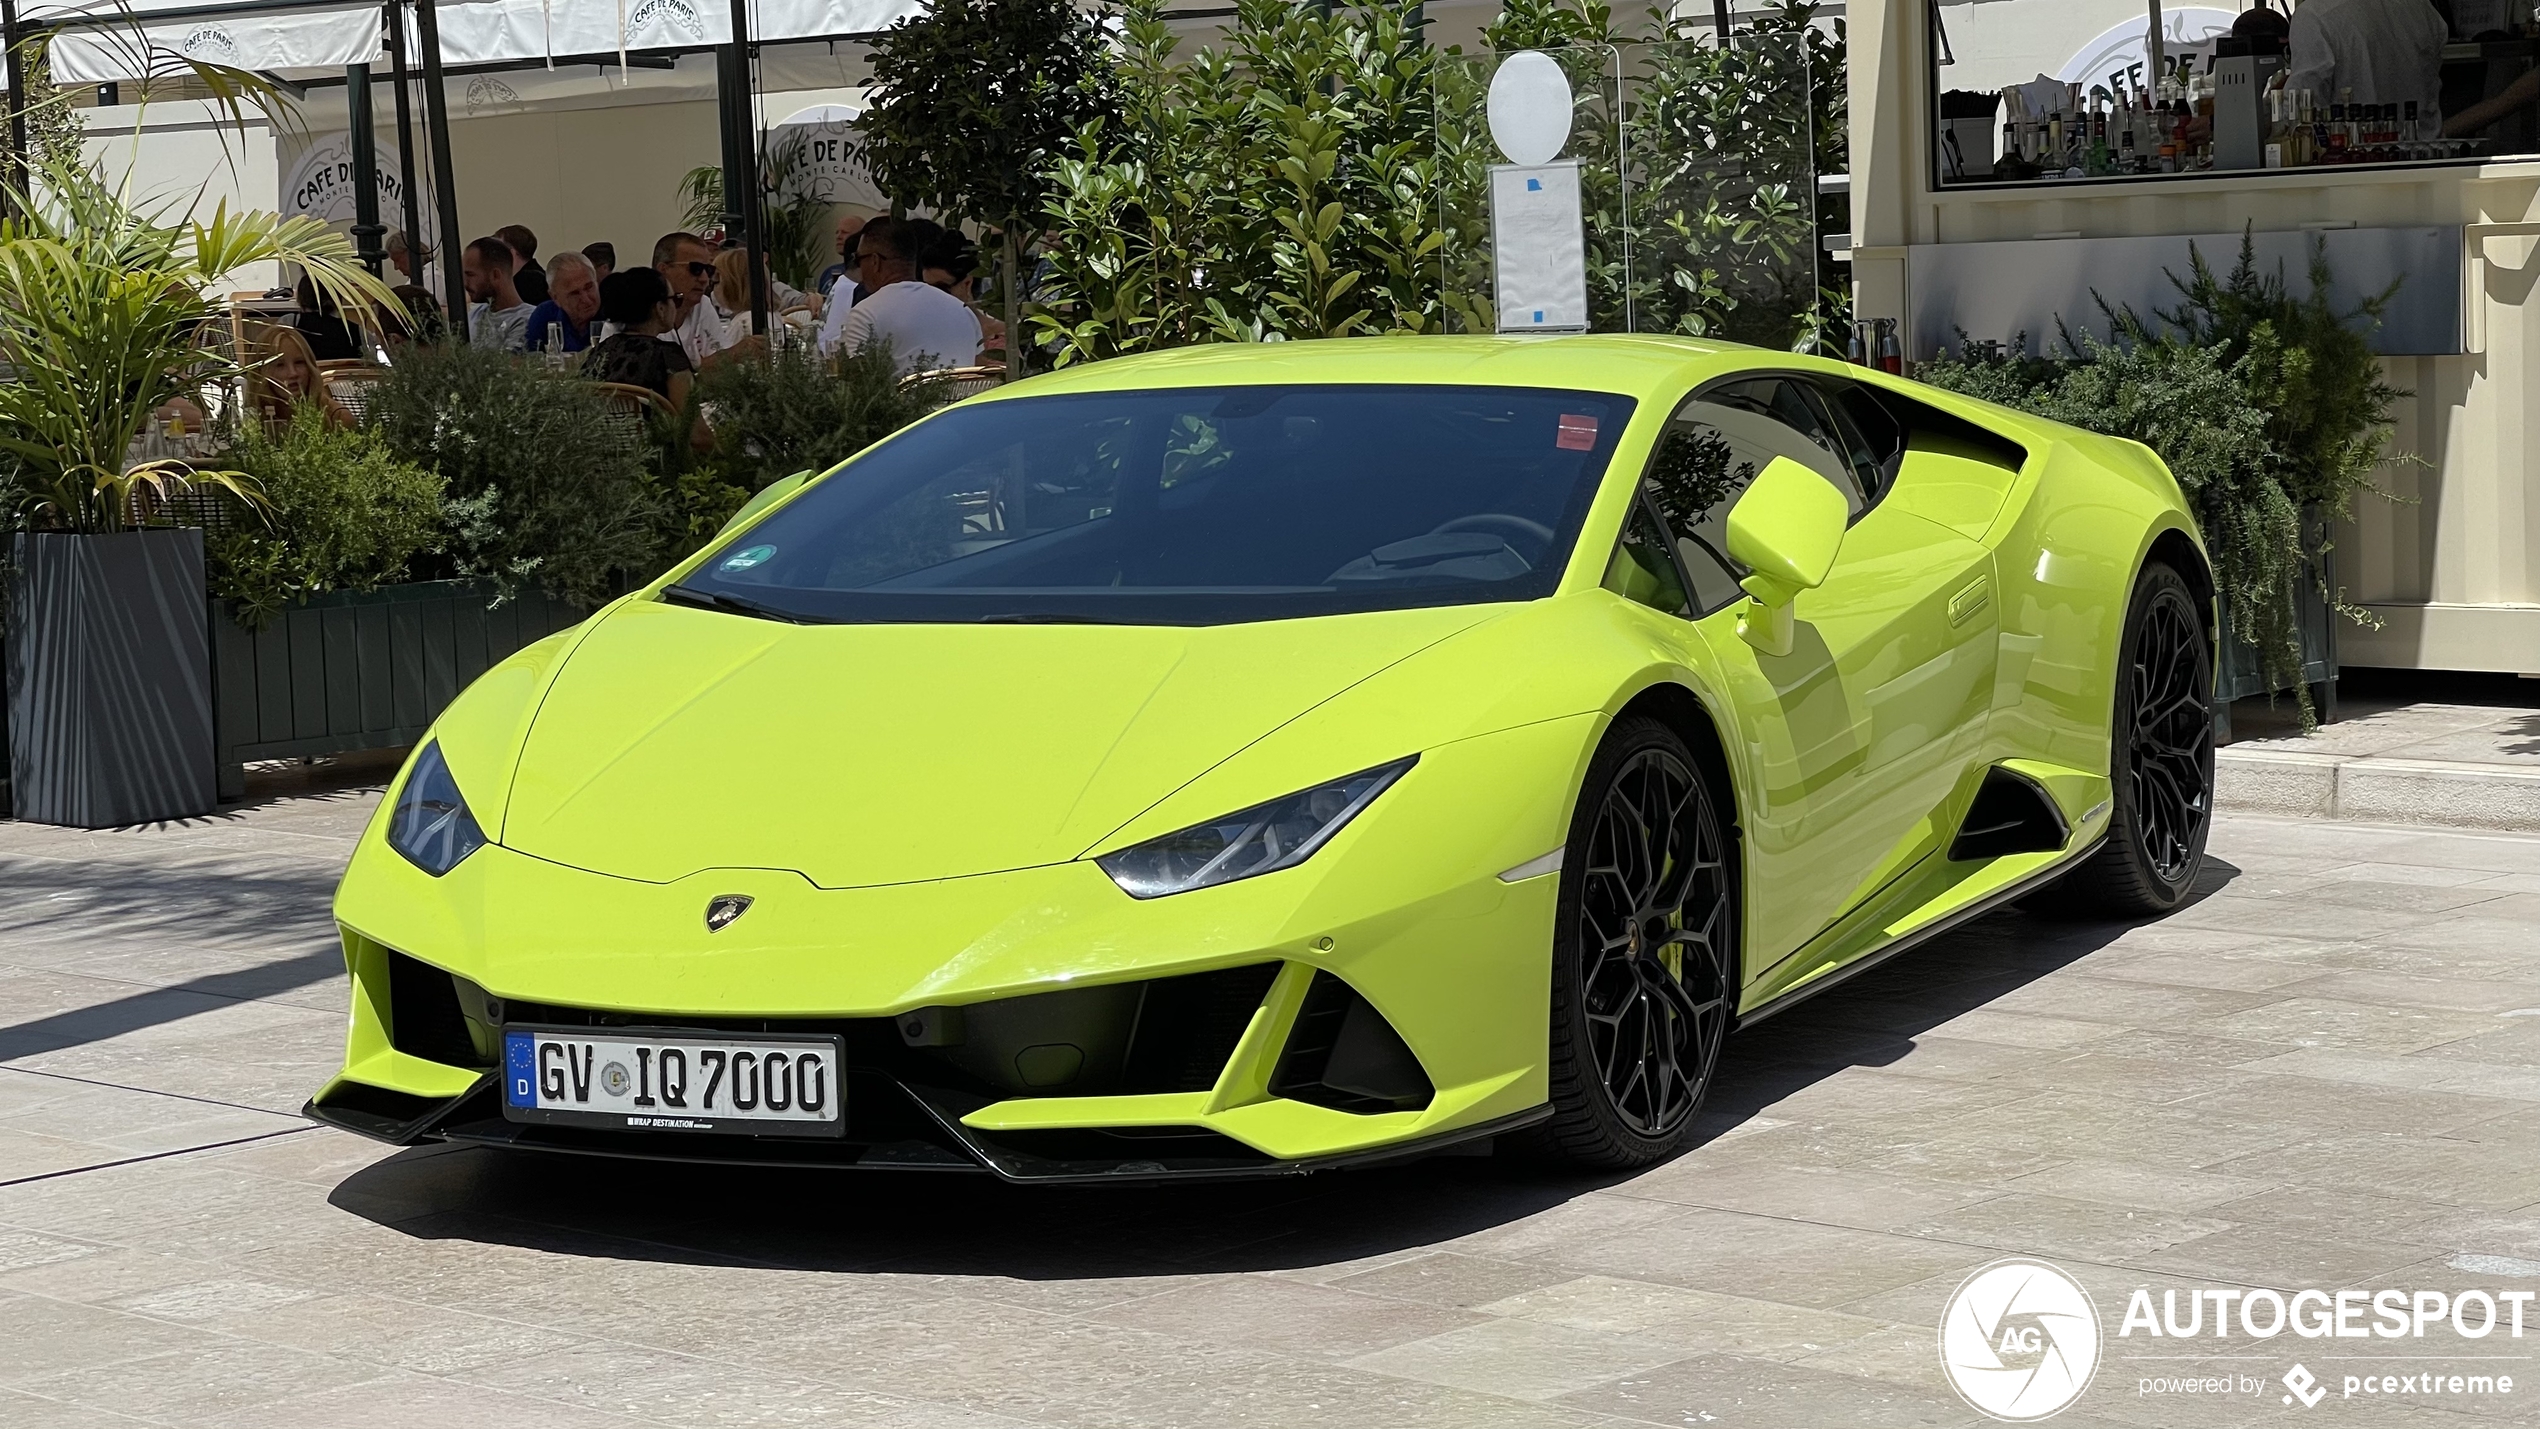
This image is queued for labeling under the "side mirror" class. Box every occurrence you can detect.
[715,469,811,538]
[1725,456,1847,656]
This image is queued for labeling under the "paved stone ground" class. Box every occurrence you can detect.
[3,770,2538,1428]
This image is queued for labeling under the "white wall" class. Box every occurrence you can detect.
[81,100,284,292]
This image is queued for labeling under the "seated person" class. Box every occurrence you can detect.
[251,324,356,430]
[461,235,535,352]
[581,267,694,410]
[582,241,615,280]
[920,231,1007,359]
[836,218,983,374]
[524,250,602,354]
[289,274,363,361]
[711,247,815,345]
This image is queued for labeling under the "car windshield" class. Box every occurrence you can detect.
[673,383,1636,626]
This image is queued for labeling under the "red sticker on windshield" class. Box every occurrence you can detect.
[1556,414,1598,450]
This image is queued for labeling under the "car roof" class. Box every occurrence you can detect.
[982,333,1769,406]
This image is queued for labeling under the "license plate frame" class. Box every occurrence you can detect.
[499,1025,847,1138]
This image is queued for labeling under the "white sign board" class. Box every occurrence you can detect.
[773,120,888,210]
[1491,162,1587,333]
[281,132,432,247]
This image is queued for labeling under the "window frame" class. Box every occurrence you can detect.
[1618,369,1899,621]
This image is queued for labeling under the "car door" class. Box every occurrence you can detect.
[1636,375,1999,986]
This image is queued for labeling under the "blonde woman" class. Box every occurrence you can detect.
[713,247,814,346]
[250,324,356,432]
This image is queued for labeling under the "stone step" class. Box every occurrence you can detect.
[2217,746,2540,833]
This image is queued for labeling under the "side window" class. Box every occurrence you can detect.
[1603,499,1691,618]
[1705,378,1865,516]
[1820,380,1906,500]
[1643,382,1867,615]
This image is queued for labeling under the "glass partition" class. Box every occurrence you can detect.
[1439,33,1827,349]
[1930,0,2540,189]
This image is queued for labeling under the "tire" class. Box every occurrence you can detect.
[2051,560,2215,917]
[1534,715,1738,1170]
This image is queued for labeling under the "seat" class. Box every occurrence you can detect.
[592,381,676,447]
[908,364,1007,408]
[324,365,392,422]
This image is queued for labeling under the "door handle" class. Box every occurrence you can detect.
[1948,575,1991,627]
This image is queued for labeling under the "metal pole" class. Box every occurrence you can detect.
[385,0,424,285]
[413,0,467,338]
[715,23,766,336]
[346,63,386,277]
[1712,0,1730,42]
[2,0,30,216]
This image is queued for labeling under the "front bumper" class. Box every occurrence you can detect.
[304,1069,1549,1183]
[318,715,1596,1174]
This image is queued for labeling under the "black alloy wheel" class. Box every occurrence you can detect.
[1537,716,1736,1169]
[2055,561,2215,915]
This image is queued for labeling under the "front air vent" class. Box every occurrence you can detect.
[1948,766,2071,862]
[385,950,493,1068]
[1270,972,1434,1114]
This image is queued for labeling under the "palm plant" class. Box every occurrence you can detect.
[0,42,398,534]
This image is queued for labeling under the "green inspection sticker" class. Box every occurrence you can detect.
[721,544,775,571]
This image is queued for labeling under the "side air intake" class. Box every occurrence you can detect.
[1948,766,2071,862]
[1270,972,1433,1114]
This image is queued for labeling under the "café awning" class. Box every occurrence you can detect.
[30,0,924,84]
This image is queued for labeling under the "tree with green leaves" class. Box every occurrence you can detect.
[856,0,1122,379]
[1035,0,1443,363]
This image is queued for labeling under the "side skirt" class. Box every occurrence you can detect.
[1730,835,2106,1033]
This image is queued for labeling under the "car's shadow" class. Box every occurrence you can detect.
[328,858,2239,1280]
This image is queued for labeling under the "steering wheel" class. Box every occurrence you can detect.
[1430,513,1556,551]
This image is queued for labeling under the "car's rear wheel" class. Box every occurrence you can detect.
[2056,560,2215,915]
[1537,716,1736,1170]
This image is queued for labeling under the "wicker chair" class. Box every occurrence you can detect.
[908,364,1007,408]
[592,381,676,446]
[323,364,393,423]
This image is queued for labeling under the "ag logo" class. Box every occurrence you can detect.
[1939,1258,2102,1421]
[704,894,753,932]
[464,76,521,112]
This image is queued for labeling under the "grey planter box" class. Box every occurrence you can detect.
[2214,537,2338,741]
[212,581,584,800]
[7,529,217,827]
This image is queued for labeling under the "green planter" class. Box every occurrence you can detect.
[2213,533,2338,741]
[212,581,583,800]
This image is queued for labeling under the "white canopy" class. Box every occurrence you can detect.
[31,0,926,84]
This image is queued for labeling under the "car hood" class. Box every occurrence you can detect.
[492,599,1502,886]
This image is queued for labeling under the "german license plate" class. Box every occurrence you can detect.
[500,1026,845,1137]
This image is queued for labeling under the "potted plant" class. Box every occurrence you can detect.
[1918,234,2402,730]
[0,51,394,824]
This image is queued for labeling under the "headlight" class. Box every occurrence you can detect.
[1096,757,1415,899]
[387,742,488,876]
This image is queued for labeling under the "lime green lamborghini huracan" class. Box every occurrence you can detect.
[308,335,2215,1178]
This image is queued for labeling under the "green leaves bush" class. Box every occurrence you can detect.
[362,341,663,609]
[208,405,444,626]
[676,341,946,555]
[1035,0,1444,362]
[1035,0,1847,362]
[1918,235,2402,722]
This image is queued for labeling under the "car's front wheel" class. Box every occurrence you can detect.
[2058,559,2216,915]
[1537,716,1737,1170]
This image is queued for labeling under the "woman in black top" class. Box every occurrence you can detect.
[581,267,694,409]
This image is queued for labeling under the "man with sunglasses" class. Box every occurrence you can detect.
[649,230,733,369]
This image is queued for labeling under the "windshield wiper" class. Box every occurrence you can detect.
[661,584,807,624]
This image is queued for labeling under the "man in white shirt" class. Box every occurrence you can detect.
[815,214,893,356]
[2287,0,2448,127]
[461,235,535,351]
[836,220,981,373]
[646,231,731,369]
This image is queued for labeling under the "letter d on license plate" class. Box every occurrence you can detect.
[501,1026,846,1137]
